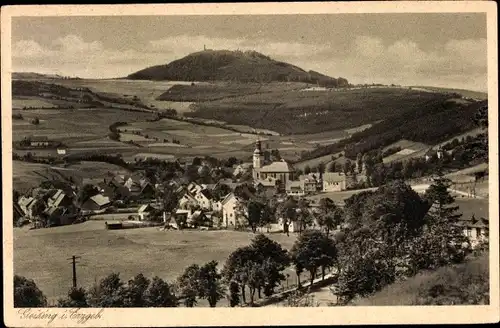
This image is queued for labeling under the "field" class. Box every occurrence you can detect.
[411,86,488,100]
[13,160,131,192]
[14,222,298,302]
[187,87,452,135]
[157,82,308,102]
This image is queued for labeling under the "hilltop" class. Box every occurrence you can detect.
[127,49,349,85]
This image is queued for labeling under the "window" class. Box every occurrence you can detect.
[466,228,472,237]
[476,228,481,238]
[230,213,233,217]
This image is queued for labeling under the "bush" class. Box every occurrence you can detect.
[12,113,24,120]
[30,117,40,125]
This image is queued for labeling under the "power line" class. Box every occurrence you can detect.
[67,255,81,288]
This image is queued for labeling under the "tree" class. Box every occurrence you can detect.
[14,275,47,307]
[343,160,352,175]
[316,198,343,236]
[296,198,313,234]
[317,162,326,174]
[143,276,178,307]
[57,287,89,307]
[250,234,290,296]
[304,165,311,175]
[228,281,240,307]
[87,273,126,307]
[246,201,265,233]
[419,171,469,268]
[123,273,150,307]
[278,197,298,236]
[356,153,363,173]
[212,183,231,201]
[77,184,99,206]
[161,186,180,226]
[291,231,337,288]
[222,246,256,304]
[198,261,225,307]
[176,265,201,307]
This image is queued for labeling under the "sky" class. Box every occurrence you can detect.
[11,13,488,91]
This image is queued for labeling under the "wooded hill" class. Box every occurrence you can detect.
[127,49,348,86]
[301,99,488,161]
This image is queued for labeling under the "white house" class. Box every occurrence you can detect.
[193,189,213,210]
[221,193,246,228]
[322,172,347,192]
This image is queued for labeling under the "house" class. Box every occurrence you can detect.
[188,210,211,227]
[99,179,131,201]
[286,180,305,196]
[81,194,111,212]
[18,196,45,219]
[233,163,252,177]
[322,172,347,192]
[57,148,67,155]
[221,193,246,228]
[187,182,204,195]
[29,136,49,147]
[46,189,72,209]
[178,192,198,210]
[138,204,156,221]
[458,216,489,248]
[193,189,214,210]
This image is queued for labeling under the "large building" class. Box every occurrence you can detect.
[252,140,295,187]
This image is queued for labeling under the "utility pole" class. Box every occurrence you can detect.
[68,255,81,288]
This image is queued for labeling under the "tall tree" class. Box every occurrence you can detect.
[420,171,469,267]
[14,275,47,307]
[123,273,150,307]
[176,264,201,307]
[316,198,343,236]
[296,198,313,234]
[291,231,337,287]
[143,276,178,307]
[197,261,225,307]
[87,273,126,307]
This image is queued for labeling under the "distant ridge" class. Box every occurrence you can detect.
[12,72,81,80]
[127,49,349,86]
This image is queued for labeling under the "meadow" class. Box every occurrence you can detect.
[13,222,298,302]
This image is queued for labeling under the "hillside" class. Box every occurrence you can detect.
[300,99,487,160]
[352,254,489,306]
[127,49,348,85]
[187,88,453,135]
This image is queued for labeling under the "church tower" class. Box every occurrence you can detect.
[252,139,263,180]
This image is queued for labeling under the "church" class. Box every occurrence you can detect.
[252,140,295,188]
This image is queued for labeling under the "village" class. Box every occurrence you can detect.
[13,138,488,248]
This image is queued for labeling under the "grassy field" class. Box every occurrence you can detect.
[411,86,488,100]
[14,222,298,302]
[157,82,308,102]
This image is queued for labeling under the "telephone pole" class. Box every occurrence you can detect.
[68,255,81,288]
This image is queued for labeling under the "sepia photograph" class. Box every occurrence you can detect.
[1,2,498,327]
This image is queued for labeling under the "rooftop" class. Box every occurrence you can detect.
[260,160,294,173]
[322,172,347,183]
[89,194,111,206]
